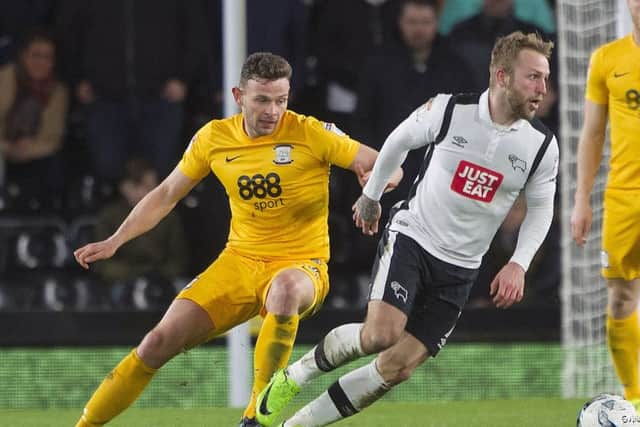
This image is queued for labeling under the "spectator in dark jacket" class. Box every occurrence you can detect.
[308,0,399,132]
[247,0,308,97]
[332,0,473,271]
[57,0,208,182]
[448,0,559,135]
[353,0,473,222]
[448,0,546,92]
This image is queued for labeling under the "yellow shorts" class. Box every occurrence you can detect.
[601,189,640,280]
[176,248,329,340]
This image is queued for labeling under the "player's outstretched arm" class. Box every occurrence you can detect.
[489,262,525,308]
[571,100,607,247]
[349,144,403,193]
[74,167,199,269]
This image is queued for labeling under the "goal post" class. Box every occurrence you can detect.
[222,0,252,408]
[558,0,626,398]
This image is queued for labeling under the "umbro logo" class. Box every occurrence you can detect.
[452,136,468,148]
[508,154,526,173]
[614,71,630,78]
[225,155,241,162]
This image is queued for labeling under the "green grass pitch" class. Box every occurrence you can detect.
[0,343,596,425]
[1,399,587,426]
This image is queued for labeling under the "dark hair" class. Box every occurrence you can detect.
[122,157,156,184]
[5,28,57,140]
[398,0,440,15]
[239,52,292,86]
[17,28,55,54]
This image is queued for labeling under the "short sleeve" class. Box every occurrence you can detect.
[307,119,360,169]
[177,124,211,180]
[585,46,608,105]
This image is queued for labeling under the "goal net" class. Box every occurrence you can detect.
[558,0,626,398]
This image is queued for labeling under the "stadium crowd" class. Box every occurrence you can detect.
[0,0,560,312]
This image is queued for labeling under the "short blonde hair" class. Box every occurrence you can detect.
[489,31,554,87]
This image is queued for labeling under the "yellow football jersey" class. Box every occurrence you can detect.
[178,110,360,260]
[586,34,640,190]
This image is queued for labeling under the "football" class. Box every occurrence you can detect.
[577,393,640,426]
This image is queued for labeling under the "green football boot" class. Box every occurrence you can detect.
[256,369,300,426]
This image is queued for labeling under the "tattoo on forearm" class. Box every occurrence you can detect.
[358,197,380,223]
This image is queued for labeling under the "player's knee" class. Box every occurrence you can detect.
[138,328,177,364]
[361,326,401,353]
[267,273,304,312]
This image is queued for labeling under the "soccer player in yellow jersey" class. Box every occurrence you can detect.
[571,0,640,408]
[72,52,402,427]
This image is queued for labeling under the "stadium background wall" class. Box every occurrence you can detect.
[0,306,560,408]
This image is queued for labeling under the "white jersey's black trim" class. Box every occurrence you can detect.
[398,93,480,213]
[527,117,554,181]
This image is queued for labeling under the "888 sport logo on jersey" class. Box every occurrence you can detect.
[237,172,286,212]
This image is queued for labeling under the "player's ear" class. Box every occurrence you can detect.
[496,68,509,88]
[232,86,243,107]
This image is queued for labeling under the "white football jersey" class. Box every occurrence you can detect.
[376,90,559,269]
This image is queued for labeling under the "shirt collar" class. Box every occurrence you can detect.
[478,89,527,132]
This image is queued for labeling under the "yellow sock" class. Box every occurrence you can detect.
[75,348,157,426]
[242,313,299,419]
[607,310,640,400]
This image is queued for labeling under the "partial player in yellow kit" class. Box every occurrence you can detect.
[72,52,402,427]
[571,0,640,407]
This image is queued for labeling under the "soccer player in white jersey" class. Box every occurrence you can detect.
[255,31,559,427]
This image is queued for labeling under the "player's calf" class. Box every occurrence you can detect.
[283,359,391,426]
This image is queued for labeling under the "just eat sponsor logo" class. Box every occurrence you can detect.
[450,160,503,202]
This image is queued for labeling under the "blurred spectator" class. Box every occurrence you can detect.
[0,0,58,65]
[438,0,556,35]
[349,0,473,257]
[446,0,560,137]
[307,0,399,132]
[183,0,223,129]
[448,0,548,92]
[247,0,308,100]
[0,29,68,208]
[56,0,208,183]
[92,157,188,285]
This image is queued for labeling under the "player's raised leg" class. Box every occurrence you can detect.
[75,299,213,426]
[241,267,317,426]
[257,299,408,426]
[282,332,428,427]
